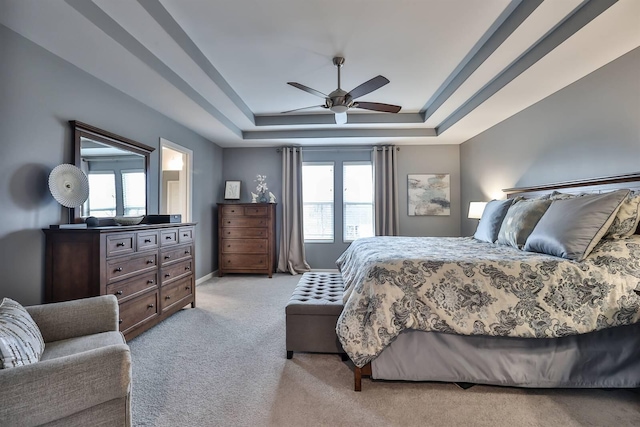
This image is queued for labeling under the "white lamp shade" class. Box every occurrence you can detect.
[334,112,347,124]
[468,201,487,219]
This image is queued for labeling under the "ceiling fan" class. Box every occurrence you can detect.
[284,57,402,124]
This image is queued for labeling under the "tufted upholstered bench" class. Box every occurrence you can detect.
[285,272,347,359]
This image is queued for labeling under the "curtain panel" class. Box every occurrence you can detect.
[372,146,399,236]
[277,147,311,274]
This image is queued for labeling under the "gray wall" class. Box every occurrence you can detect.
[397,145,461,237]
[0,24,223,305]
[460,47,640,236]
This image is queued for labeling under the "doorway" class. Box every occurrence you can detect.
[160,138,192,222]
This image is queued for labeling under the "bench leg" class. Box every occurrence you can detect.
[286,351,293,359]
[354,363,372,392]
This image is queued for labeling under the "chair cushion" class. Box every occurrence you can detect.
[41,331,125,361]
[0,298,45,369]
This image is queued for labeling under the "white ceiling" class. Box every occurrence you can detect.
[1,0,639,147]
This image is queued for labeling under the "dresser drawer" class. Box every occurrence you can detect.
[137,231,159,252]
[161,244,193,266]
[161,259,192,285]
[221,205,244,216]
[222,254,268,270]
[243,205,269,216]
[179,227,194,243]
[106,233,135,257]
[221,239,268,254]
[222,217,269,228]
[161,229,179,246]
[107,253,158,283]
[221,227,267,238]
[119,290,159,335]
[107,272,157,303]
[161,276,194,312]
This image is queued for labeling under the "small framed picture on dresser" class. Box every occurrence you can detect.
[224,180,241,200]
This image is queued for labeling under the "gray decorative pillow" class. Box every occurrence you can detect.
[0,298,45,369]
[473,199,515,243]
[605,191,640,239]
[497,198,552,249]
[524,189,630,261]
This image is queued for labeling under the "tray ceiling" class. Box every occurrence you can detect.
[1,0,638,147]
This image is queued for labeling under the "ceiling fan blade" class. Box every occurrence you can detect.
[281,105,326,114]
[355,102,402,113]
[287,82,328,99]
[347,75,390,100]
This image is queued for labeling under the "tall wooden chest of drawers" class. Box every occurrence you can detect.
[44,223,196,340]
[218,203,276,277]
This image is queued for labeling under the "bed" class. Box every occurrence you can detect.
[335,173,640,390]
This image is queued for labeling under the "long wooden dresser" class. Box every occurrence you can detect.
[44,223,196,340]
[218,203,276,277]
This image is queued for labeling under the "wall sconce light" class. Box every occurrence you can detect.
[468,202,488,220]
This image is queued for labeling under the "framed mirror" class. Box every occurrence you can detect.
[72,121,155,221]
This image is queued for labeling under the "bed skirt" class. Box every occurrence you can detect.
[371,323,640,388]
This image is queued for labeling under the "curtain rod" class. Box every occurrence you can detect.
[276,146,400,152]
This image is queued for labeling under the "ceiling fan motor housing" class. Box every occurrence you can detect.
[327,88,352,113]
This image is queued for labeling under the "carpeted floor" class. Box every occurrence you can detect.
[128,274,640,427]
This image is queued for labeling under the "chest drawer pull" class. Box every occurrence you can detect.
[185,286,191,290]
[115,290,123,296]
[144,238,151,243]
[116,242,125,247]
[165,274,171,278]
[184,250,190,255]
[165,295,171,300]
[115,267,123,272]
[165,255,171,259]
[165,236,172,240]
[148,303,155,308]
[119,319,123,324]
[148,279,154,284]
[183,233,189,237]
[146,259,154,264]
[185,266,190,271]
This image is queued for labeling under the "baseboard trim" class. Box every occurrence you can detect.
[196,271,215,286]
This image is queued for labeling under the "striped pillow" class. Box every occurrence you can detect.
[0,298,45,369]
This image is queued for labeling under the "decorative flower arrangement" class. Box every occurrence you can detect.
[255,174,268,202]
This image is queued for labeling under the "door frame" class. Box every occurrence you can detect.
[159,138,193,222]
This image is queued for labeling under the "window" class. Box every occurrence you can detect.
[88,172,116,217]
[122,170,146,216]
[343,162,374,241]
[302,163,334,242]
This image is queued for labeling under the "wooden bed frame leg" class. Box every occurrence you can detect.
[354,363,372,392]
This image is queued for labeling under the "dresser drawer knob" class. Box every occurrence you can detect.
[183,233,189,237]
[114,267,123,272]
[119,319,123,324]
[116,242,125,247]
[184,250,190,255]
[185,266,190,271]
[165,255,171,259]
[147,259,154,264]
[165,274,170,278]
[227,221,231,224]
[231,209,235,213]
[165,295,171,300]
[148,303,154,308]
[186,286,191,290]
[115,290,123,296]
[148,280,154,284]
[165,236,172,240]
[144,239,152,243]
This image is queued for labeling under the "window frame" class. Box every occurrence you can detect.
[342,161,374,243]
[302,161,335,243]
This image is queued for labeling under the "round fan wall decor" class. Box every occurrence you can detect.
[48,164,90,208]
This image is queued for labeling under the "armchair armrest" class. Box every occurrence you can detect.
[26,295,119,343]
[0,344,131,427]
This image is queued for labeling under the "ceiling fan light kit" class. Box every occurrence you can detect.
[285,56,401,124]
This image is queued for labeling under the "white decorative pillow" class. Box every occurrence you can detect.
[0,298,45,369]
[605,191,640,239]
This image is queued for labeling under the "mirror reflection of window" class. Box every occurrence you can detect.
[88,172,116,217]
[122,171,146,216]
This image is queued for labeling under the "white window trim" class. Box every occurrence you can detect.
[303,161,335,243]
[342,161,374,243]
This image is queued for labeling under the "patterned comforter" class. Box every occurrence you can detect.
[336,236,640,367]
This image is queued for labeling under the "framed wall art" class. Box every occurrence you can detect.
[407,174,450,216]
[224,180,241,200]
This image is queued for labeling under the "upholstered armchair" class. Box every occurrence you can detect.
[0,295,132,427]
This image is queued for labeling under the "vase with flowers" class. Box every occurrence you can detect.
[255,174,269,203]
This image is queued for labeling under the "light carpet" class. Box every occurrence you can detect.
[129,274,640,427]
